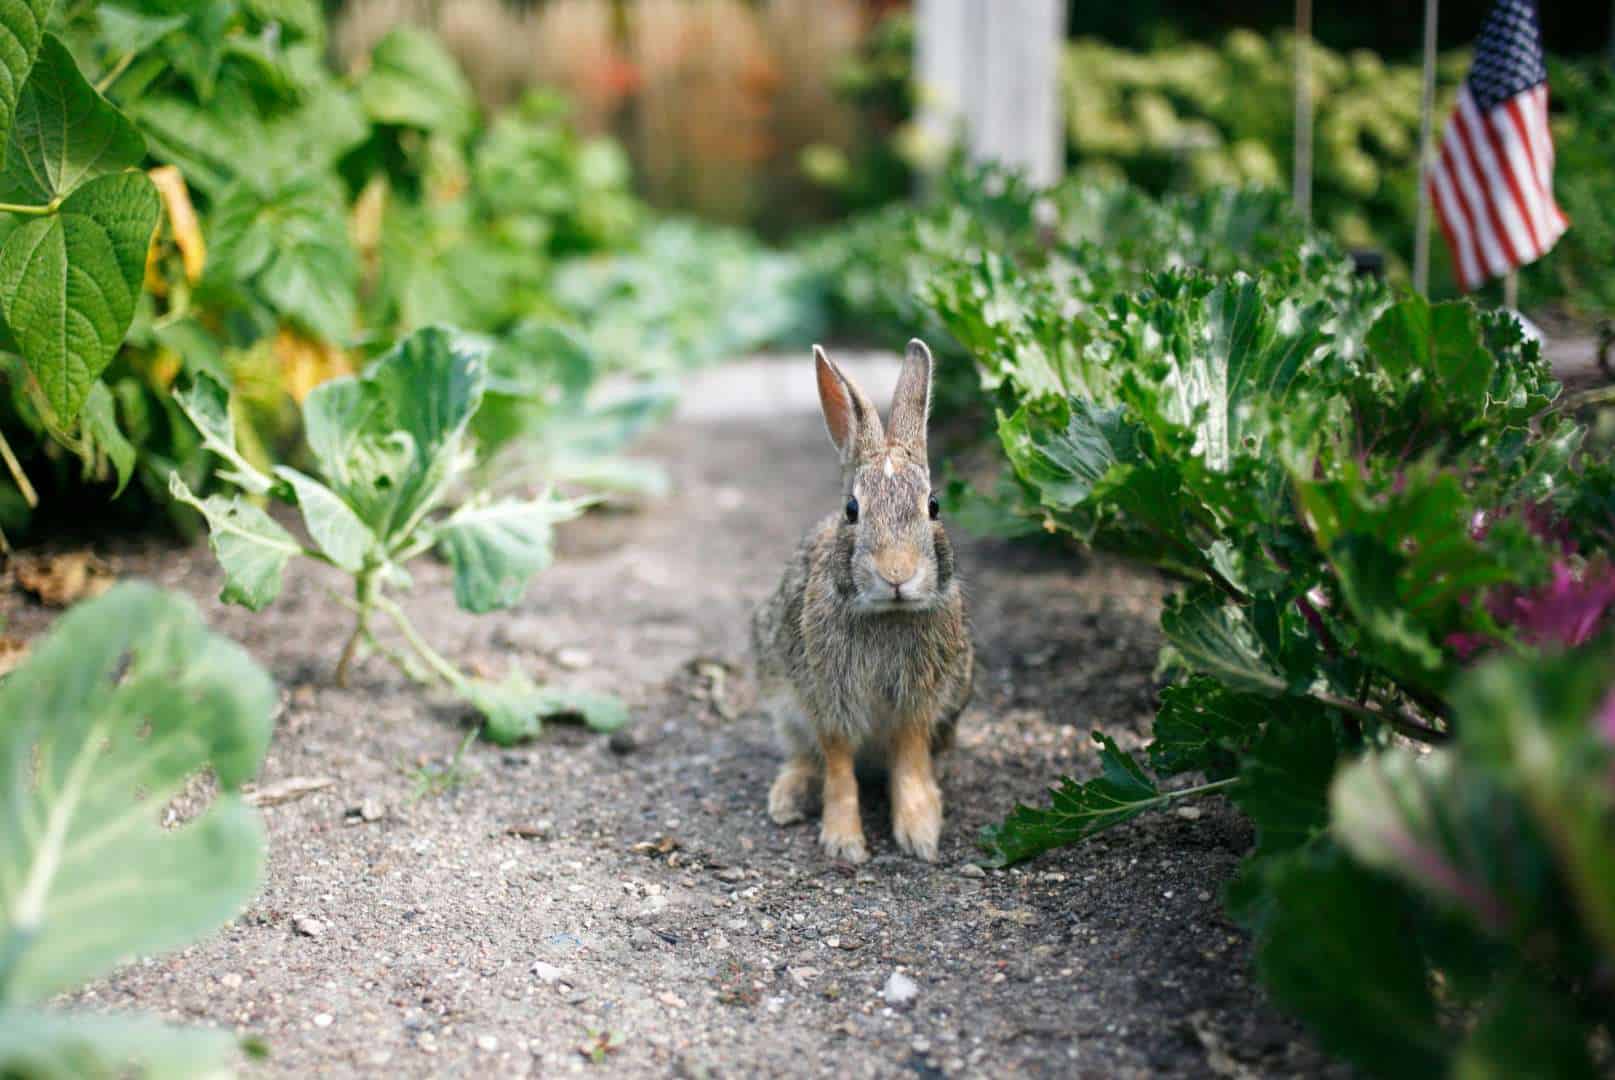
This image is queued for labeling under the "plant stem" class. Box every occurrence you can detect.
[1568,385,1615,411]
[1308,688,1450,744]
[376,595,469,691]
[94,51,136,95]
[0,427,37,508]
[335,569,376,688]
[1135,775,1242,816]
[0,197,60,217]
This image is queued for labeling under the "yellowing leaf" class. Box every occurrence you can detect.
[274,326,353,404]
[149,164,206,283]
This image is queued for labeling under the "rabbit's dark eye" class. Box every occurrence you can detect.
[928,494,940,520]
[845,497,859,523]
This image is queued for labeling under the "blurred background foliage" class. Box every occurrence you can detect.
[2,0,1611,544]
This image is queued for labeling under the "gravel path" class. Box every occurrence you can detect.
[5,355,1348,1078]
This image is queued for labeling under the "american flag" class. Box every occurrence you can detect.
[1426,0,1568,292]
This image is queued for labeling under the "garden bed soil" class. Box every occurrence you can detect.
[4,367,1358,1078]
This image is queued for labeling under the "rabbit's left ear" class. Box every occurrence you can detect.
[887,339,933,455]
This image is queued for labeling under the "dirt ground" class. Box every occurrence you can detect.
[3,358,1352,1079]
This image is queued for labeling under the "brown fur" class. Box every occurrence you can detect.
[751,341,973,862]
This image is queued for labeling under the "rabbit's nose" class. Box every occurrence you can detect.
[875,554,918,587]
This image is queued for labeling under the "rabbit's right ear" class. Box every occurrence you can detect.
[815,345,882,465]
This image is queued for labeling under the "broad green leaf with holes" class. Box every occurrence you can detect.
[168,473,302,610]
[0,0,48,157]
[0,35,146,204]
[273,465,375,573]
[0,583,272,1005]
[432,493,588,614]
[303,325,486,543]
[0,171,159,423]
[470,673,629,745]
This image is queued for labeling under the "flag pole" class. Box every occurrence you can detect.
[1413,0,1439,295]
[1503,270,1518,310]
[1292,0,1313,223]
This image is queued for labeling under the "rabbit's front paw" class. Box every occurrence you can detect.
[819,816,869,864]
[892,778,942,862]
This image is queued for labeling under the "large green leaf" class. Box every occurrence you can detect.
[358,25,473,135]
[468,673,629,745]
[1147,675,1266,780]
[1227,700,1340,859]
[0,0,48,156]
[1362,295,1494,430]
[168,474,302,610]
[982,733,1177,866]
[1159,590,1287,694]
[1296,461,1523,691]
[0,171,159,423]
[432,494,588,614]
[1331,748,1555,938]
[1237,845,1447,1078]
[91,6,190,58]
[205,176,356,341]
[273,466,376,574]
[0,35,145,204]
[1107,274,1328,471]
[303,325,486,544]
[1452,981,1602,1080]
[0,1006,242,1080]
[1451,644,1615,959]
[0,583,272,1004]
[997,396,1207,573]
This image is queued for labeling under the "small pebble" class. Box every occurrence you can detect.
[359,799,383,822]
[958,863,986,878]
[294,916,325,938]
[714,866,746,883]
[883,971,919,1008]
[608,729,638,755]
[532,961,565,983]
[477,1035,499,1052]
[1176,806,1203,821]
[220,972,243,989]
[313,1013,333,1028]
[555,647,593,670]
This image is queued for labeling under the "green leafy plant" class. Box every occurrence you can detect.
[0,582,274,1078]
[170,324,625,744]
[3,5,670,543]
[0,1,161,541]
[875,163,1615,1075]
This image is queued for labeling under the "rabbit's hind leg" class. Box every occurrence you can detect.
[769,754,818,825]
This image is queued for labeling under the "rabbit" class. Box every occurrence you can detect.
[750,339,973,863]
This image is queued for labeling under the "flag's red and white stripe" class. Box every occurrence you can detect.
[1428,82,1568,291]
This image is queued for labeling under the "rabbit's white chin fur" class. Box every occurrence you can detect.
[854,593,940,614]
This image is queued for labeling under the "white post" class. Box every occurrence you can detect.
[1292,0,1313,222]
[916,0,1065,188]
[1413,0,1440,295]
